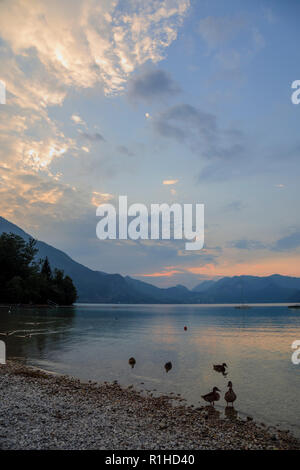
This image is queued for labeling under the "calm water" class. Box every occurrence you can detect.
[1,304,300,436]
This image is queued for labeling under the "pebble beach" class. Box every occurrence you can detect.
[0,360,299,450]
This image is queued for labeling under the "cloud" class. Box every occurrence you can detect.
[223,201,246,212]
[0,169,89,226]
[0,0,190,95]
[0,0,197,282]
[163,179,178,185]
[273,231,300,252]
[138,268,183,278]
[0,107,76,173]
[153,103,216,143]
[198,16,244,50]
[128,69,180,102]
[117,145,135,157]
[197,14,265,77]
[71,114,86,126]
[215,49,241,73]
[78,130,106,142]
[152,103,245,164]
[91,191,114,207]
[228,239,266,250]
[0,0,190,223]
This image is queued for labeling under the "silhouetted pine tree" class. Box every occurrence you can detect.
[0,233,77,305]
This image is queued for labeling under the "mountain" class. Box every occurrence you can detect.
[192,280,216,292]
[0,217,196,303]
[1,216,300,304]
[194,275,300,303]
[124,277,198,303]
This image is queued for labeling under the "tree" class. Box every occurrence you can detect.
[61,275,77,305]
[0,233,38,286]
[51,269,77,305]
[41,257,52,281]
[0,233,77,305]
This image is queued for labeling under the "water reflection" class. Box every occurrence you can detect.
[0,303,300,436]
[225,406,238,421]
[0,306,75,362]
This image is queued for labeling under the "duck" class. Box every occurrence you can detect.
[224,381,236,407]
[128,357,136,368]
[164,361,172,373]
[201,387,221,406]
[213,363,228,374]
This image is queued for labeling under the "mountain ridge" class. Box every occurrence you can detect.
[1,216,300,304]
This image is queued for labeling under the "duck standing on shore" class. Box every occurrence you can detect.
[201,387,221,406]
[164,361,172,373]
[128,357,136,368]
[225,381,237,407]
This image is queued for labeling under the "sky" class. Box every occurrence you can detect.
[0,0,300,288]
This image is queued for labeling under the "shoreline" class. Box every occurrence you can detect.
[1,303,299,309]
[0,304,74,309]
[0,360,299,450]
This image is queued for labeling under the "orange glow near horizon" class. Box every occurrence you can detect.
[138,269,182,278]
[136,254,300,280]
[187,254,300,278]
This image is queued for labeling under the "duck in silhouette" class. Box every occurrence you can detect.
[224,381,236,407]
[213,363,228,375]
[164,361,172,373]
[201,387,220,406]
[128,357,136,368]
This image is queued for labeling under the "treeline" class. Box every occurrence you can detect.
[0,233,77,305]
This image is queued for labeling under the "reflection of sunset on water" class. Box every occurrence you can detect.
[2,304,300,437]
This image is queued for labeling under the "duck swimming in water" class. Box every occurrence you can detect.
[224,381,236,407]
[201,387,221,406]
[213,363,228,375]
[164,361,172,373]
[128,357,136,368]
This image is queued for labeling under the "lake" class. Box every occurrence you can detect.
[1,304,300,436]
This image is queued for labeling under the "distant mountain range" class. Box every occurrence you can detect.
[192,275,300,303]
[1,216,300,304]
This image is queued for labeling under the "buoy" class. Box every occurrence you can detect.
[184,326,187,331]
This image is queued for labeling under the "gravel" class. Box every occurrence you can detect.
[0,360,299,450]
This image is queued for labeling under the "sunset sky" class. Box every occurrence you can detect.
[1,0,300,287]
